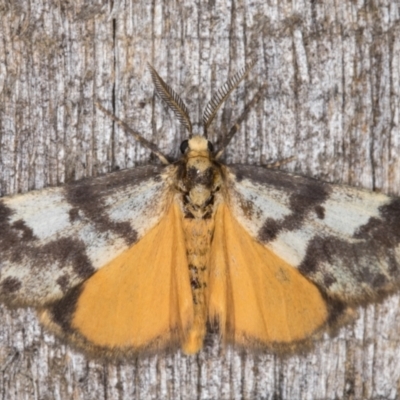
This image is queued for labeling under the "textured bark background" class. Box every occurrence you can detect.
[1,1,400,399]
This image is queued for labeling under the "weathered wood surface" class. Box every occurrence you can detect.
[1,1,400,399]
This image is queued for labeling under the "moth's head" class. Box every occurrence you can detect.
[180,135,214,158]
[148,60,256,163]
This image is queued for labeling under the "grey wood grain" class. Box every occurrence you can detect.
[1,1,400,399]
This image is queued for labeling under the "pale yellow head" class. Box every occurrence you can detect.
[187,135,209,152]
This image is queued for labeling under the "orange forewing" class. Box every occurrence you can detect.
[208,203,329,347]
[71,201,194,351]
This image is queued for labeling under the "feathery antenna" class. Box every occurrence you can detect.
[147,64,193,135]
[202,59,257,137]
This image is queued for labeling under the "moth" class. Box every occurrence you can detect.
[1,61,400,359]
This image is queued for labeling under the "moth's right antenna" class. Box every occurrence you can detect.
[202,59,257,138]
[147,64,193,136]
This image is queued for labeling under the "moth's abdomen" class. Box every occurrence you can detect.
[181,216,215,354]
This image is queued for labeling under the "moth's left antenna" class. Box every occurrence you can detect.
[96,102,170,165]
[147,64,193,136]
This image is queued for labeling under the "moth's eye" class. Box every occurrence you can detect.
[207,141,214,152]
[180,140,189,154]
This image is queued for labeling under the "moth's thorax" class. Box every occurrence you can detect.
[176,136,222,220]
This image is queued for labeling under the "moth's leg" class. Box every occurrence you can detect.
[96,102,170,165]
[265,156,296,169]
[215,84,267,160]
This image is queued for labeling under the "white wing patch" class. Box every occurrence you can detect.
[76,224,127,268]
[268,227,315,267]
[322,188,389,236]
[226,171,292,239]
[3,190,72,239]
[104,178,167,237]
